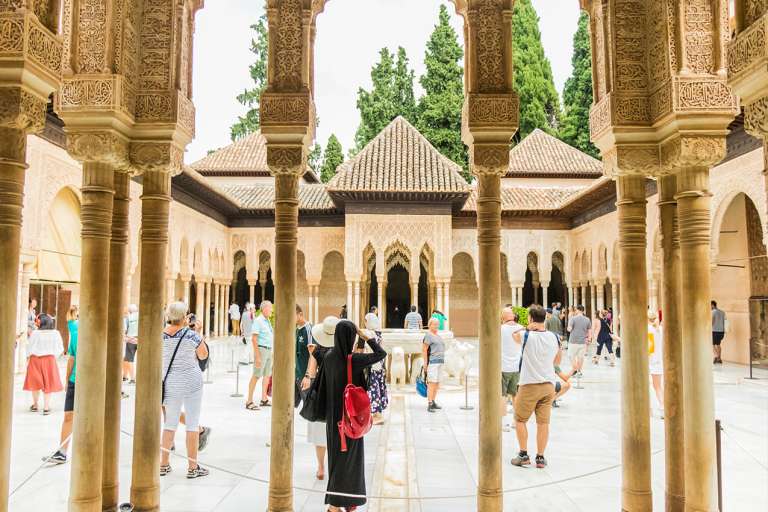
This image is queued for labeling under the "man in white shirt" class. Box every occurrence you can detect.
[229,301,241,336]
[404,305,423,329]
[510,304,561,469]
[364,306,381,332]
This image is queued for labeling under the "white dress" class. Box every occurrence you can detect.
[648,324,664,376]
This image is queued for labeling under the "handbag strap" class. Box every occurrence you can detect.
[346,354,353,384]
[518,330,529,373]
[163,328,188,384]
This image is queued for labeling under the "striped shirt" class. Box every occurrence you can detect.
[162,327,203,399]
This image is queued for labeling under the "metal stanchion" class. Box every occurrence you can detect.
[228,346,237,373]
[231,362,243,398]
[716,419,723,512]
[460,370,474,411]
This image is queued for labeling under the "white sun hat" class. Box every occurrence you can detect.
[311,316,339,347]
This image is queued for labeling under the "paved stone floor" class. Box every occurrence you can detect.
[7,336,768,511]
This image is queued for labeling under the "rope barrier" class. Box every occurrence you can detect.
[719,423,768,472]
[9,434,72,498]
[119,427,663,501]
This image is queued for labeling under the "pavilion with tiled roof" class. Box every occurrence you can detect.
[506,128,603,178]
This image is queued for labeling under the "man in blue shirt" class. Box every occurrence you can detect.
[246,300,273,410]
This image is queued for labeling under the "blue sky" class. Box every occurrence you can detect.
[187,0,581,162]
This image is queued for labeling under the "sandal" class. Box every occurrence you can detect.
[29,405,38,412]
[316,469,325,481]
[259,400,271,407]
[160,464,172,476]
[43,409,50,415]
[245,402,260,411]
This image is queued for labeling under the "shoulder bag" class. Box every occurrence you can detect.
[162,328,188,404]
[338,354,372,452]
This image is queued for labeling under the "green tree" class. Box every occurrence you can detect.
[307,143,322,174]
[512,0,561,141]
[320,134,344,183]
[560,12,599,158]
[354,47,417,151]
[416,4,468,181]
[230,14,268,141]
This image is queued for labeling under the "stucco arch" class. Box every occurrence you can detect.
[711,187,768,263]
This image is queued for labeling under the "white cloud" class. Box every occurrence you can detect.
[186,0,581,163]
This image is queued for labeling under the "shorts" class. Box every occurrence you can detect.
[64,382,76,412]
[426,363,442,383]
[253,346,273,377]
[568,344,586,361]
[163,387,203,432]
[124,342,138,362]
[514,382,555,424]
[555,381,562,394]
[501,371,519,396]
[712,332,725,346]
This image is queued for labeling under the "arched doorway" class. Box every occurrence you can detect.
[523,252,542,306]
[386,264,410,328]
[712,193,768,364]
[233,250,248,308]
[549,251,566,306]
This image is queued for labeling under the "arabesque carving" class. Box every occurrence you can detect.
[129,141,184,175]
[260,92,311,125]
[266,146,305,176]
[471,144,509,177]
[466,93,519,129]
[683,0,715,74]
[602,145,660,177]
[77,0,108,73]
[745,96,768,136]
[271,0,303,91]
[660,136,726,172]
[727,15,765,77]
[0,87,47,132]
[0,17,24,52]
[473,0,506,93]
[66,131,130,167]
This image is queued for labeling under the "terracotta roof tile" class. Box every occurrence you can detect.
[220,183,336,212]
[463,185,588,212]
[189,131,319,182]
[327,116,469,193]
[507,129,603,177]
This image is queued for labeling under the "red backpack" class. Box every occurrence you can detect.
[338,354,372,452]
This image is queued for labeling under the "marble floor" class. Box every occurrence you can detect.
[7,337,768,511]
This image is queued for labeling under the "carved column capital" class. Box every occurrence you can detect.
[129,141,184,176]
[744,97,768,138]
[66,130,131,169]
[659,136,727,175]
[266,144,306,177]
[0,87,47,133]
[470,143,510,178]
[602,145,660,177]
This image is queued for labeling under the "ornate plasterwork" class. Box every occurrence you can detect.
[602,145,660,177]
[472,0,506,93]
[77,0,108,73]
[266,145,305,176]
[728,15,766,78]
[471,143,510,177]
[0,11,62,80]
[745,97,768,136]
[683,0,715,74]
[260,92,311,125]
[675,78,736,111]
[269,0,304,91]
[659,136,727,173]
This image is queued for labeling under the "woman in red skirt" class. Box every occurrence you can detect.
[23,313,64,414]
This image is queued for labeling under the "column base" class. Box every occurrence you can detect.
[477,488,502,512]
[129,485,160,512]
[666,491,685,512]
[622,488,652,512]
[68,495,103,512]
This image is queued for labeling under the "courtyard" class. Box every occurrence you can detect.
[8,338,767,511]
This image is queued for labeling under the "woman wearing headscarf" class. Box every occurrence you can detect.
[313,319,387,511]
[23,313,64,414]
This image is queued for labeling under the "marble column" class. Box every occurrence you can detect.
[130,171,172,510]
[213,283,220,337]
[381,281,388,327]
[203,281,211,335]
[597,283,605,311]
[611,282,620,334]
[223,285,230,335]
[443,282,450,330]
[102,173,130,510]
[0,128,30,509]
[313,285,320,324]
[307,291,314,324]
[648,279,659,312]
[353,281,361,325]
[677,167,718,512]
[616,175,652,510]
[182,277,190,306]
[410,281,419,310]
[475,172,503,511]
[346,281,353,319]
[195,280,205,324]
[590,284,597,317]
[580,283,586,307]
[533,282,539,304]
[377,276,385,317]
[260,279,267,302]
[541,281,549,308]
[69,162,115,511]
[436,282,444,313]
[249,279,256,305]
[568,285,574,309]
[658,175,685,511]
[268,168,302,511]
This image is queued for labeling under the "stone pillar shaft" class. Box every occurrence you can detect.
[130,171,172,511]
[195,280,204,323]
[70,162,115,512]
[436,282,444,313]
[203,281,211,335]
[658,175,685,511]
[476,174,502,510]
[616,174,652,511]
[541,283,549,308]
[353,281,361,325]
[0,128,27,511]
[443,283,450,330]
[102,172,130,510]
[381,282,388,327]
[268,173,299,511]
[249,281,256,305]
[677,167,717,512]
[313,285,320,325]
[346,281,353,319]
[410,281,418,310]
[213,283,220,336]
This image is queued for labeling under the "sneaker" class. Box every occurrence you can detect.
[432,402,442,410]
[535,455,547,468]
[510,452,530,467]
[121,392,129,399]
[427,402,437,413]
[187,465,209,479]
[129,380,136,385]
[160,464,172,476]
[502,424,512,432]
[46,451,67,464]
[198,426,212,452]
[552,400,560,408]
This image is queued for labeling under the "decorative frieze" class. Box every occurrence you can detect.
[269,0,304,91]
[470,143,510,177]
[60,77,116,108]
[675,78,736,111]
[266,145,305,176]
[660,136,727,172]
[0,12,62,79]
[260,92,311,126]
[77,0,108,73]
[472,0,506,93]
[602,145,660,177]
[0,87,47,132]
[466,93,519,130]
[728,15,765,77]
[745,97,768,136]
[66,131,130,167]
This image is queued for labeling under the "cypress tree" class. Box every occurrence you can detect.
[417,4,469,181]
[560,12,599,158]
[354,47,417,151]
[512,0,561,141]
[320,134,344,183]
[230,14,268,141]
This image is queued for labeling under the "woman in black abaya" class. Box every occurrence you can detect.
[312,319,387,511]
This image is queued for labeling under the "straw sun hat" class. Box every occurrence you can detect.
[311,316,339,347]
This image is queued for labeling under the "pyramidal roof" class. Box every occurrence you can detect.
[189,131,318,182]
[327,116,469,194]
[507,128,603,178]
